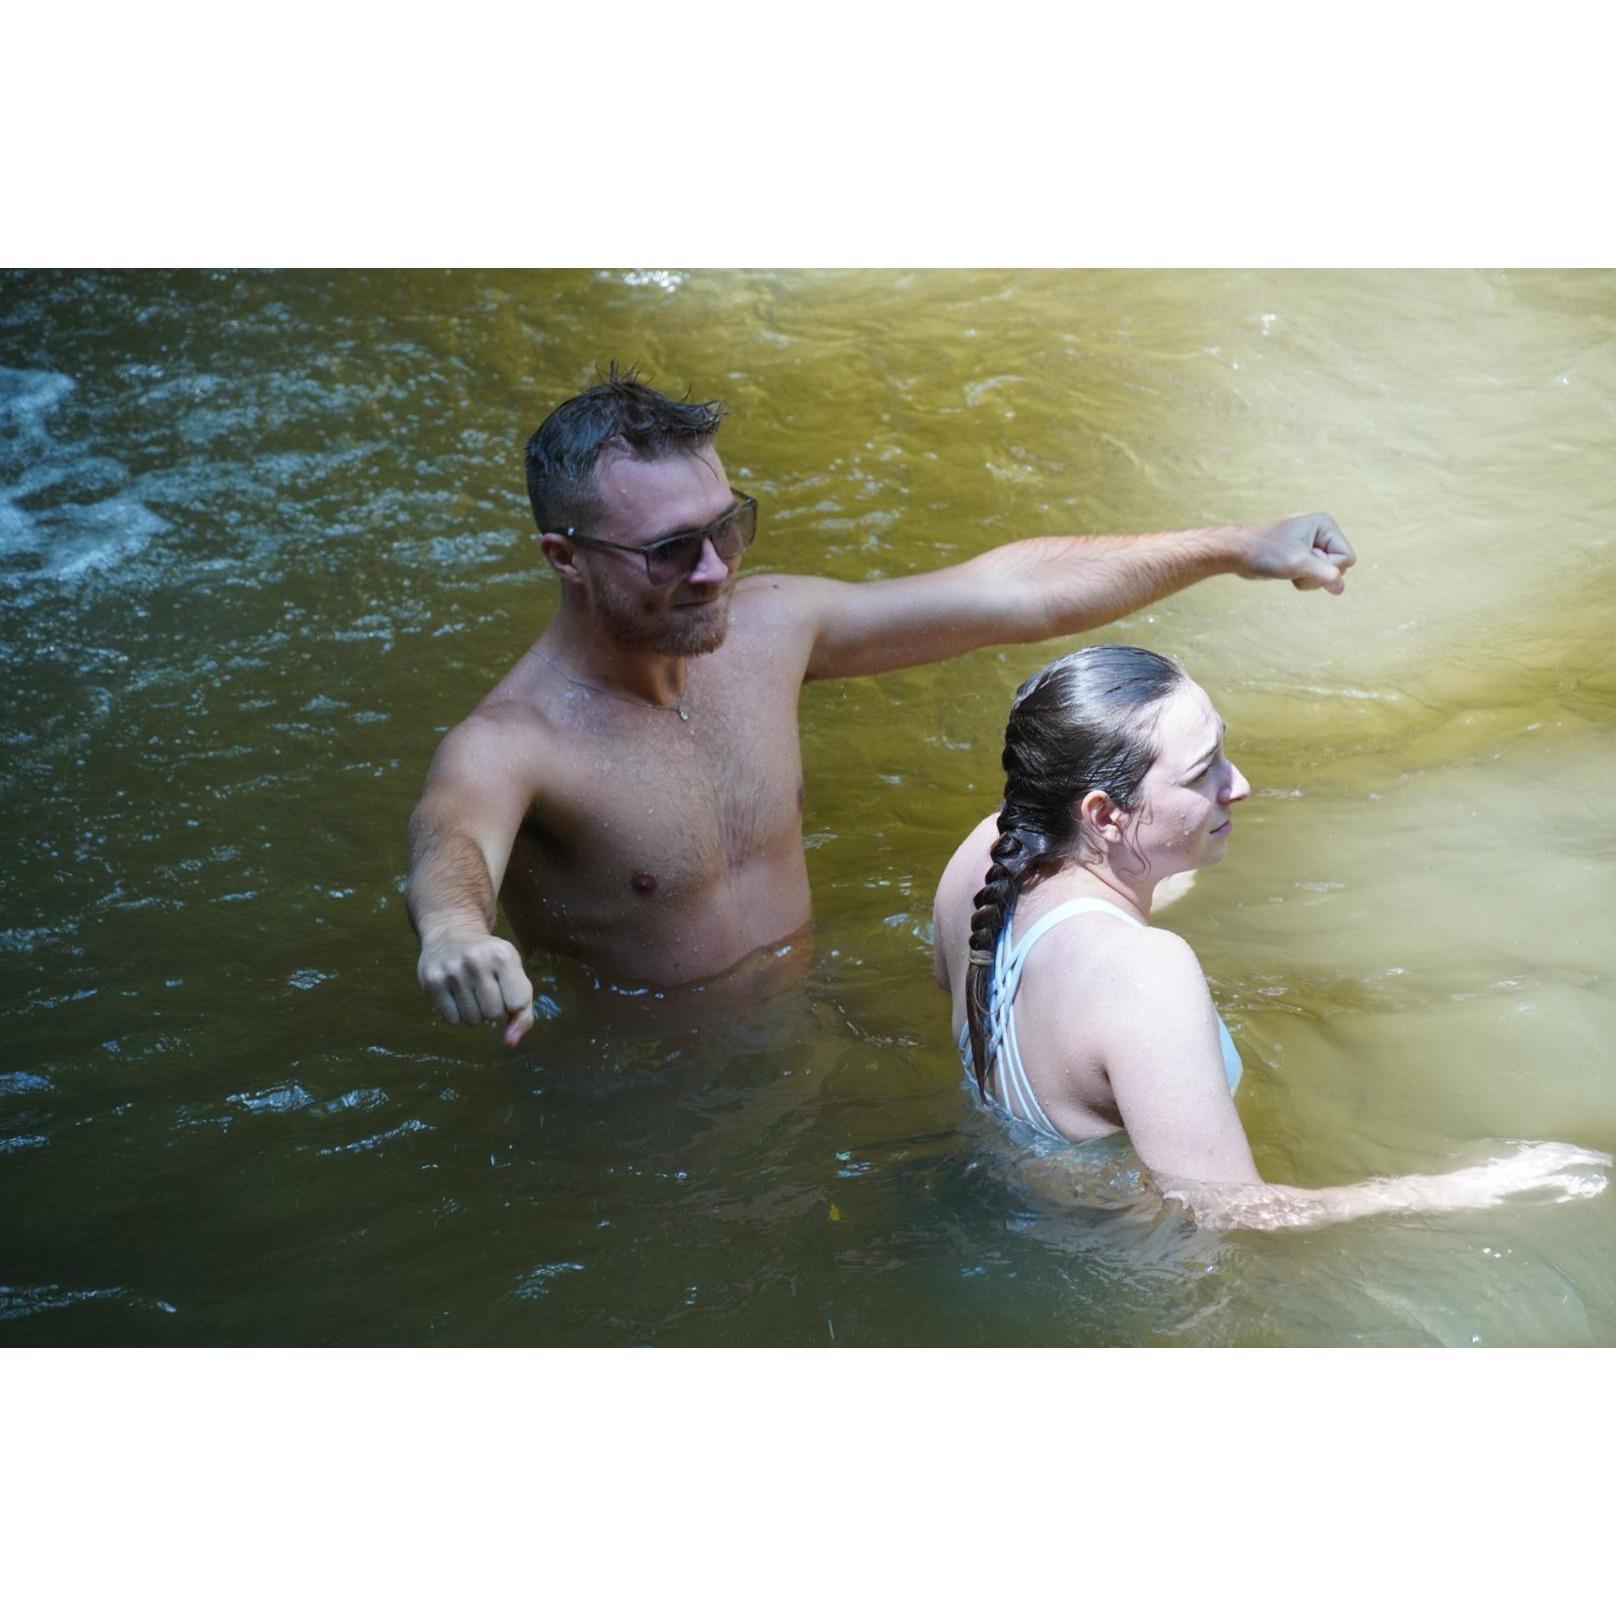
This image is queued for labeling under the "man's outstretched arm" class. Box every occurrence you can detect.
[406,715,537,1047]
[798,513,1353,681]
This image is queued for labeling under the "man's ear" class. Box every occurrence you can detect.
[538,532,584,583]
[1077,789,1128,845]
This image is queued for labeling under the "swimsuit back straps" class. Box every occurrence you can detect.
[958,896,1240,1140]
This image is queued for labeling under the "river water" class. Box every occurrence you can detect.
[2,268,1612,1346]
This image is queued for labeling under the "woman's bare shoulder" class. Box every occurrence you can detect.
[1035,910,1208,1001]
[934,813,1000,909]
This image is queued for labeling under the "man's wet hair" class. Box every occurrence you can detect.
[524,363,728,536]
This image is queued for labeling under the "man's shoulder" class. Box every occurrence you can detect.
[425,668,565,785]
[430,696,548,774]
[718,573,833,671]
[732,571,827,616]
[461,654,557,734]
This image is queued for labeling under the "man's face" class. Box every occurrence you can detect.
[573,445,742,656]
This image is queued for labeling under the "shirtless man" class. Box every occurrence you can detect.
[407,369,1354,1045]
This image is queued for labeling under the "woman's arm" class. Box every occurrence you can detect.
[1156,1142,1612,1231]
[1094,930,1612,1231]
[1092,927,1262,1182]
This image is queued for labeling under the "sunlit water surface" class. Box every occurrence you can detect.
[3,268,1613,1346]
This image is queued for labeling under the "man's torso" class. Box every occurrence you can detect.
[484,577,819,986]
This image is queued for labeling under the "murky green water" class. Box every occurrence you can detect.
[3,268,1613,1345]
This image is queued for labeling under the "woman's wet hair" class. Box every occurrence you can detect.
[965,643,1186,1095]
[524,362,728,535]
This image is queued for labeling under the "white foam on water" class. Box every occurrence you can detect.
[0,367,73,557]
[42,496,168,580]
[0,364,166,585]
[0,366,76,443]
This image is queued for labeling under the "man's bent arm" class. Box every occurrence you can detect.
[801,513,1353,681]
[406,715,537,1046]
[407,817,499,943]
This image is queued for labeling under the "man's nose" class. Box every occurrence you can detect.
[686,536,731,586]
[1223,763,1251,804]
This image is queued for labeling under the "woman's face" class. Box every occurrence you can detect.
[1128,679,1250,876]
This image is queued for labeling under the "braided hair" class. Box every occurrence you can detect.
[965,644,1186,1096]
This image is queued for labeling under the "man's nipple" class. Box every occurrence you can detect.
[629,869,658,897]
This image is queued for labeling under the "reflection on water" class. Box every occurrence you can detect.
[2,268,1613,1345]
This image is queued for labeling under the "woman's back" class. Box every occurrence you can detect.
[935,812,1239,1148]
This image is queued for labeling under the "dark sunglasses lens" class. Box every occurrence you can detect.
[644,502,757,583]
[645,532,705,585]
[714,500,757,558]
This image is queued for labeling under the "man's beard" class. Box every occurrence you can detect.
[591,575,734,657]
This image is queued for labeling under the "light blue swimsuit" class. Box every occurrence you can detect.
[957,898,1242,1143]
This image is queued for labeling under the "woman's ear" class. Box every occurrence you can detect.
[1078,789,1128,845]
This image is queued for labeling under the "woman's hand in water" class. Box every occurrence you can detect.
[1157,1139,1611,1232]
[1234,513,1355,594]
[1410,1140,1613,1212]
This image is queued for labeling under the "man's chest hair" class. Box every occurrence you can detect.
[541,711,802,868]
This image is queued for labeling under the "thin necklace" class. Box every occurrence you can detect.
[535,650,690,722]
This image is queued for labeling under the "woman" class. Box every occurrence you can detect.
[931,644,1608,1230]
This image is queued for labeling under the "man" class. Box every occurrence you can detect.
[408,368,1354,1045]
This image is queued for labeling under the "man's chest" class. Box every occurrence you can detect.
[528,691,806,895]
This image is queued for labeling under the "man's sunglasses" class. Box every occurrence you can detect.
[562,494,758,585]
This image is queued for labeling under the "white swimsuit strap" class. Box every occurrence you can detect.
[974,898,1145,1138]
[1004,897,1144,970]
[964,896,1242,1133]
